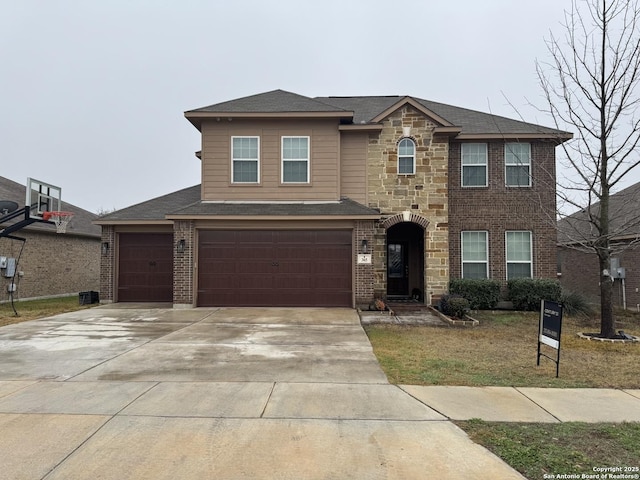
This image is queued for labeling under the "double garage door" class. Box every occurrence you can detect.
[198,230,352,307]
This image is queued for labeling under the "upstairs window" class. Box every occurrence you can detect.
[461,143,488,187]
[231,136,259,183]
[282,136,310,183]
[398,138,416,175]
[505,143,531,187]
[461,231,488,279]
[506,231,532,279]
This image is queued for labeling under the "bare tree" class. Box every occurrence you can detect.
[538,0,640,338]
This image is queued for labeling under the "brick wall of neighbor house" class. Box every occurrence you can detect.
[354,220,375,307]
[100,225,115,302]
[559,244,640,309]
[448,141,558,282]
[173,220,195,306]
[366,105,450,302]
[0,231,100,302]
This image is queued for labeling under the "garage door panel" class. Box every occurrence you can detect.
[198,230,352,307]
[118,233,173,303]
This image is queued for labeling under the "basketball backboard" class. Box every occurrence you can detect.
[26,178,62,220]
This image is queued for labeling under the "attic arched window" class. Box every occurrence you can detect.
[398,138,416,175]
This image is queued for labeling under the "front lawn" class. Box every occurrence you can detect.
[364,310,640,388]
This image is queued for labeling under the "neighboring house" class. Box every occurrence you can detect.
[0,176,101,301]
[96,89,571,308]
[558,182,640,309]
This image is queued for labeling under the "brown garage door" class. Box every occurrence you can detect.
[118,233,173,302]
[198,230,352,307]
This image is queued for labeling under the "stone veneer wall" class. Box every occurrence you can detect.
[173,220,195,306]
[366,105,450,303]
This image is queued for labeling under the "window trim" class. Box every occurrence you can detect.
[461,143,488,187]
[397,137,416,175]
[505,230,533,280]
[231,136,260,184]
[461,230,489,279]
[504,142,532,187]
[281,136,310,184]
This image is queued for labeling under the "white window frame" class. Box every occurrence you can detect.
[505,230,533,280]
[461,231,489,279]
[281,136,310,184]
[461,143,488,187]
[505,142,531,187]
[397,138,416,175]
[231,136,260,184]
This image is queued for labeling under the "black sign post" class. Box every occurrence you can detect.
[537,300,563,378]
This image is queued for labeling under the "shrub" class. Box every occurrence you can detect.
[439,294,470,318]
[507,278,562,311]
[449,278,501,310]
[560,290,594,317]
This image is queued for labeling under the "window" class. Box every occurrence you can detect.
[282,136,310,183]
[398,138,415,175]
[461,231,488,279]
[505,143,531,187]
[231,136,259,183]
[461,143,488,187]
[506,231,532,279]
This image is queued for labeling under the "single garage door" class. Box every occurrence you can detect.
[118,233,173,302]
[198,230,352,307]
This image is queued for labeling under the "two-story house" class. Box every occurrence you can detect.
[96,89,571,308]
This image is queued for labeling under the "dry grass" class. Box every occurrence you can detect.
[0,296,93,327]
[365,309,640,388]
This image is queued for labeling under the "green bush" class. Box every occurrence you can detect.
[439,294,470,318]
[449,278,501,310]
[560,290,594,317]
[507,278,562,311]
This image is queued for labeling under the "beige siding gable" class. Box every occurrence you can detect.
[201,118,341,201]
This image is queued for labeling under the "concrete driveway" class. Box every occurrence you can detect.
[0,305,524,479]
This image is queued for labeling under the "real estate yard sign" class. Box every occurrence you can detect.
[537,300,563,378]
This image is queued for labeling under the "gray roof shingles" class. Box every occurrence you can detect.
[1,176,100,238]
[98,185,379,222]
[104,89,572,224]
[558,181,640,244]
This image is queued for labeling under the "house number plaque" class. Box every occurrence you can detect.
[357,254,372,264]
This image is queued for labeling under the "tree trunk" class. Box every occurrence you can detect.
[599,254,615,338]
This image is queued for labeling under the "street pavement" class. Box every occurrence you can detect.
[0,305,638,479]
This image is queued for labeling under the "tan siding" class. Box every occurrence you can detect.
[201,118,340,201]
[340,132,368,204]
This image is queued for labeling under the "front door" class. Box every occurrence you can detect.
[387,242,408,297]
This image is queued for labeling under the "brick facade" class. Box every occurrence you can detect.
[99,225,115,302]
[1,231,100,302]
[559,244,640,309]
[448,141,558,281]
[173,220,195,306]
[354,220,375,307]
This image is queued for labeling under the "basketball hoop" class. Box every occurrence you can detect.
[42,211,74,234]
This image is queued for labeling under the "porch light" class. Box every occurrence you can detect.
[177,239,186,254]
[361,239,368,254]
[101,242,109,256]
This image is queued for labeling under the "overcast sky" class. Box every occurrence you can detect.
[2,0,638,214]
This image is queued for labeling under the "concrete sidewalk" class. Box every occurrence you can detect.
[0,306,637,479]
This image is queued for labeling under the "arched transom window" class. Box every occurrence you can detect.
[398,138,416,175]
